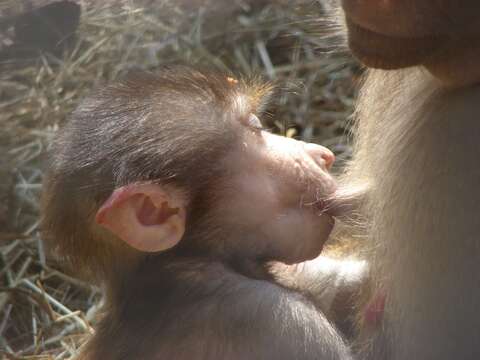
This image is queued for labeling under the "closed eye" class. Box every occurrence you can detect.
[247,113,263,130]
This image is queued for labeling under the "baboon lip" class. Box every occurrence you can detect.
[345,16,445,70]
[321,196,352,218]
[321,199,337,216]
[316,198,334,216]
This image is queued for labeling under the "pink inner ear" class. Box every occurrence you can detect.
[137,196,179,226]
[95,185,134,225]
[95,183,187,252]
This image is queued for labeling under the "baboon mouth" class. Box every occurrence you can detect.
[345,17,445,70]
[320,198,336,216]
[321,197,349,218]
[313,199,326,213]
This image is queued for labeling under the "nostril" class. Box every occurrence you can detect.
[322,149,335,170]
[304,143,335,170]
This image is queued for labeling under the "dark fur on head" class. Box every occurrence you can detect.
[41,66,273,282]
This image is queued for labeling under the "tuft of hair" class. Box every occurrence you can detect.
[41,66,274,282]
[308,0,349,57]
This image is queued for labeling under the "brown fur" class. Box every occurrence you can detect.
[42,67,272,283]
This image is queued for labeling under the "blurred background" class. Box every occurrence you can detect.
[0,0,360,358]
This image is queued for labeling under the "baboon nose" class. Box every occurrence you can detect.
[322,150,335,170]
[304,143,335,170]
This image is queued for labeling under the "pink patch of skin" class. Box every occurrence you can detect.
[96,185,138,225]
[217,129,337,264]
[365,291,387,328]
[95,183,187,253]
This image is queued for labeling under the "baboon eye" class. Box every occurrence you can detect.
[247,113,263,130]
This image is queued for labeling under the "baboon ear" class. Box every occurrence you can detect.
[95,183,186,252]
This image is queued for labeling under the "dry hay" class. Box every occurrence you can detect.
[0,0,359,358]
